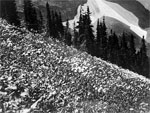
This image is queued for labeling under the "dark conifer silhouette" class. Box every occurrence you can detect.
[46,3,64,39]
[58,12,64,37]
[64,19,72,46]
[84,6,95,55]
[24,0,39,31]
[101,17,108,60]
[95,19,101,57]
[101,17,107,49]
[119,32,129,68]
[76,7,85,47]
[108,32,119,64]
[140,37,149,78]
[46,2,52,36]
[38,10,44,32]
[0,0,7,19]
[128,34,136,71]
[0,0,20,26]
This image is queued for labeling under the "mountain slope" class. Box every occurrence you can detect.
[69,0,148,40]
[137,0,150,11]
[16,0,87,21]
[106,0,150,29]
[16,0,150,41]
[0,19,150,113]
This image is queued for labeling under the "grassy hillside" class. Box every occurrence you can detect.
[0,19,150,113]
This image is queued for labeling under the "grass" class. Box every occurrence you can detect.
[0,19,150,113]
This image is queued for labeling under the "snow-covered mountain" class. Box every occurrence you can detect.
[69,0,150,41]
[16,0,150,41]
[15,0,150,58]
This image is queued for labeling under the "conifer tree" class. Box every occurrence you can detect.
[46,3,64,39]
[24,0,39,31]
[38,10,44,32]
[135,51,142,74]
[96,19,100,45]
[0,0,20,26]
[101,16,108,60]
[96,19,103,57]
[58,12,64,37]
[140,37,149,78]
[46,2,52,36]
[84,6,95,55]
[102,17,107,49]
[119,32,129,68]
[107,32,119,64]
[130,34,136,54]
[64,19,72,46]
[77,7,84,35]
[0,0,7,19]
[76,7,85,46]
[129,34,136,71]
[53,11,59,38]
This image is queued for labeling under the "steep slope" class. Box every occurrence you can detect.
[106,0,150,29]
[1,19,150,113]
[137,0,150,11]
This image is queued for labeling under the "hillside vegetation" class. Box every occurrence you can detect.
[0,19,150,113]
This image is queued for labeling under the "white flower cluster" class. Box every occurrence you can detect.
[0,18,150,113]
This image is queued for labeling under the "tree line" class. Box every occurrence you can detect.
[73,7,149,78]
[0,0,149,78]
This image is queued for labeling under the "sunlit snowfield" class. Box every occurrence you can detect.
[0,19,150,113]
[69,0,147,39]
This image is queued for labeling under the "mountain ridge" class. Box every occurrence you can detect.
[16,0,150,41]
[69,0,148,40]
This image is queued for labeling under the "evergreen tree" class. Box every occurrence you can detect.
[96,19,103,57]
[52,11,59,38]
[76,7,85,46]
[24,0,39,31]
[130,34,136,54]
[46,2,52,36]
[119,32,129,68]
[0,0,7,19]
[64,19,72,46]
[101,16,108,60]
[96,19,101,46]
[0,0,20,26]
[129,34,136,71]
[135,51,142,74]
[46,3,64,39]
[38,10,44,32]
[77,7,84,35]
[102,17,107,49]
[108,32,119,64]
[58,12,64,37]
[84,6,95,55]
[140,37,149,78]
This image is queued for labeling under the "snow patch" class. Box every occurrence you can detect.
[69,0,147,39]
